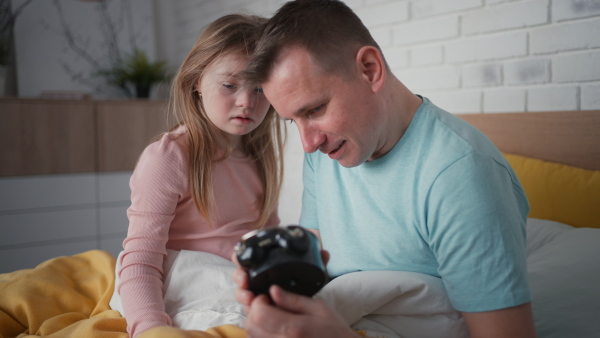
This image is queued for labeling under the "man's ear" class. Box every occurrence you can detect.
[356,46,386,93]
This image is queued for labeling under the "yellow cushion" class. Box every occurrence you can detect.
[503,153,600,228]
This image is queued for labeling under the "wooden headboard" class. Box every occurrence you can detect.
[456,111,600,171]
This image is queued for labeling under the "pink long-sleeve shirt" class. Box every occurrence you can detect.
[117,126,278,337]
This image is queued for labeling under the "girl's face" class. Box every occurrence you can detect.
[197,52,271,146]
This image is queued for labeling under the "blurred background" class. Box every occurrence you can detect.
[1,0,599,272]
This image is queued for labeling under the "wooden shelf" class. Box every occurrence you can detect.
[0,98,169,177]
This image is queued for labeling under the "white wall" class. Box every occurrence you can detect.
[12,0,157,98]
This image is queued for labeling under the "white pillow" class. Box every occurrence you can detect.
[315,270,468,338]
[526,218,600,338]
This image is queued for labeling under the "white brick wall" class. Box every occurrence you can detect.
[412,0,482,19]
[462,0,549,35]
[356,1,409,27]
[484,88,528,112]
[553,50,600,82]
[397,66,461,91]
[552,0,600,21]
[504,58,550,85]
[530,18,600,54]
[528,85,579,111]
[582,83,600,109]
[463,63,503,87]
[446,31,528,63]
[410,44,444,66]
[394,15,460,46]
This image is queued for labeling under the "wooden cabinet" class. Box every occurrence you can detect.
[0,98,169,177]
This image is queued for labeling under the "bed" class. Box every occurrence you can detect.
[1,110,599,338]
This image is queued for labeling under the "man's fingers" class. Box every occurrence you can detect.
[321,250,330,266]
[269,285,324,315]
[232,268,248,287]
[231,251,240,266]
[231,259,254,307]
[235,284,255,307]
[246,293,303,338]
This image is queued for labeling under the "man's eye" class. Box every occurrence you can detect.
[223,83,236,90]
[312,105,324,113]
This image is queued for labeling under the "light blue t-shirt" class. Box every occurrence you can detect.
[300,97,531,312]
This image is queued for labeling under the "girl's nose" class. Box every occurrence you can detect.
[236,89,255,109]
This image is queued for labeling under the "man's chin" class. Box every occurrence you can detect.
[336,156,365,168]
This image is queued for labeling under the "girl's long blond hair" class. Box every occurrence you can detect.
[170,14,285,228]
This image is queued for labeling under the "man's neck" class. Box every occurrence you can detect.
[383,77,421,151]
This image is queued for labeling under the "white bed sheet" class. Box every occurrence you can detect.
[526,218,600,338]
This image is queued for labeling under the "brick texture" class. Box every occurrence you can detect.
[484,88,527,112]
[528,85,579,111]
[504,58,550,85]
[552,0,600,22]
[531,18,600,54]
[582,83,600,109]
[462,0,548,35]
[553,50,600,82]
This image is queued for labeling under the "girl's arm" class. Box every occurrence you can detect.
[118,134,187,337]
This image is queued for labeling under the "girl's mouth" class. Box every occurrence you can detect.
[233,117,252,123]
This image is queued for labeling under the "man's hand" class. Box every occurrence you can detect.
[244,285,356,338]
[232,249,354,338]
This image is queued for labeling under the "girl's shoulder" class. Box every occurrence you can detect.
[140,125,190,167]
[151,124,189,150]
[132,125,190,194]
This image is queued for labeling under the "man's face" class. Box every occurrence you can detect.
[262,47,385,168]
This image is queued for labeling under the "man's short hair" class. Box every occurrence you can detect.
[245,0,386,87]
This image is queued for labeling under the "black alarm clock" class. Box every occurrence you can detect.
[234,225,328,297]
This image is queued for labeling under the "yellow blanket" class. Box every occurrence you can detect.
[0,250,245,338]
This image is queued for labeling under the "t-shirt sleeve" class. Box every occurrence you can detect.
[118,134,188,337]
[426,152,531,312]
[299,153,319,230]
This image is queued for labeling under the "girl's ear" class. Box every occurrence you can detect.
[356,46,386,93]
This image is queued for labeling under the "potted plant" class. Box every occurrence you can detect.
[0,0,33,95]
[97,49,169,99]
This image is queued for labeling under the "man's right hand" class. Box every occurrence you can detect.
[231,250,357,338]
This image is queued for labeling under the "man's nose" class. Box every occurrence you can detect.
[298,123,325,153]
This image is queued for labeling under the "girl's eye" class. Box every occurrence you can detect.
[223,83,236,90]
[255,87,264,93]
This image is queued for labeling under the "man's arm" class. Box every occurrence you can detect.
[462,302,537,338]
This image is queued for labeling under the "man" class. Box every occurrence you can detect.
[233,1,537,337]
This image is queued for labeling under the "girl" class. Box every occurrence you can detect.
[110,14,284,337]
